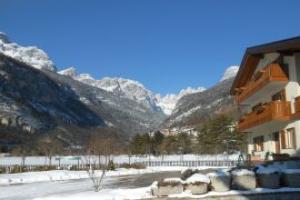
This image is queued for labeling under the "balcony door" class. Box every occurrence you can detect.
[273,132,280,153]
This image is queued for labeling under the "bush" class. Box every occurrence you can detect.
[9,166,27,173]
[33,165,57,171]
[119,163,146,169]
[107,160,115,170]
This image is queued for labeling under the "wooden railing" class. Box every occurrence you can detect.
[235,63,288,103]
[294,96,300,113]
[238,100,291,131]
[291,96,300,119]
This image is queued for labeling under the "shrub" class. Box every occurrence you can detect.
[107,160,115,170]
[119,163,146,169]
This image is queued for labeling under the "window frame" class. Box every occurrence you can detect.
[280,128,296,149]
[253,136,264,152]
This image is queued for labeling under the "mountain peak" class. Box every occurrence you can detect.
[0,32,56,71]
[220,66,239,82]
[58,67,77,77]
[0,32,10,43]
[156,86,206,115]
[97,77,160,110]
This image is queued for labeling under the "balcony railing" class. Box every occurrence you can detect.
[235,63,289,103]
[295,96,300,113]
[292,96,300,119]
[238,100,291,131]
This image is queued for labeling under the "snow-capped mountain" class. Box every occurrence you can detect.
[162,77,237,129]
[96,77,160,111]
[220,66,239,82]
[0,32,56,71]
[58,67,206,115]
[0,32,240,145]
[59,68,161,112]
[58,67,76,77]
[155,87,206,115]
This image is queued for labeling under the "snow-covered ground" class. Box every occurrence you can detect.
[0,154,239,167]
[29,185,300,200]
[33,187,153,200]
[2,166,300,200]
[0,166,212,185]
[0,167,185,200]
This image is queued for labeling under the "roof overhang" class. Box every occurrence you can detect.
[230,36,300,95]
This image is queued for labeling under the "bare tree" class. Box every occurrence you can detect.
[11,144,30,171]
[86,158,106,192]
[37,136,63,166]
[85,136,117,192]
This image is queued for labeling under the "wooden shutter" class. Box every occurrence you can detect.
[280,130,286,149]
[260,136,264,151]
[291,128,297,149]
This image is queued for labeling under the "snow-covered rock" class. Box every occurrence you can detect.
[156,87,205,115]
[220,66,239,82]
[231,169,256,190]
[0,32,56,71]
[57,71,163,112]
[58,66,206,115]
[185,173,210,184]
[58,67,77,77]
[208,170,231,192]
[96,77,160,110]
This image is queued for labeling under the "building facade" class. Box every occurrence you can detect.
[231,37,300,160]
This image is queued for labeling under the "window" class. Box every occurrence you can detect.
[280,128,296,149]
[253,136,264,152]
[272,90,286,101]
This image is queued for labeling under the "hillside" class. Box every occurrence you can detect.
[161,77,239,128]
[0,53,166,146]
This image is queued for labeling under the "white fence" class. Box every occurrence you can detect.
[0,154,240,168]
[140,160,238,168]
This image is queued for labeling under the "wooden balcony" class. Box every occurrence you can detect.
[235,64,289,104]
[291,96,300,119]
[238,101,291,131]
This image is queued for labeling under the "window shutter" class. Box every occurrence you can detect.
[291,128,297,149]
[260,136,264,151]
[280,130,286,149]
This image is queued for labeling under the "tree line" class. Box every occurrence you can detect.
[9,114,247,163]
[129,115,247,155]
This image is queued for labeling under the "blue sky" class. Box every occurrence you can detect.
[1,0,300,95]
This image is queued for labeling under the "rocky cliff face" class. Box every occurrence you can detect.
[0,53,106,145]
[0,32,56,71]
[0,52,166,145]
[59,67,162,113]
[161,77,238,128]
[0,32,240,145]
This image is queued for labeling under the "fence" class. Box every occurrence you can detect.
[139,160,238,168]
[0,154,241,170]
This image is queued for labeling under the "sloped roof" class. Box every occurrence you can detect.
[231,36,300,94]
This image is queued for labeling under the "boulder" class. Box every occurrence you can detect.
[208,170,231,192]
[181,168,199,180]
[256,168,280,189]
[231,169,256,190]
[282,169,300,188]
[152,178,183,196]
[184,173,210,195]
[184,182,208,195]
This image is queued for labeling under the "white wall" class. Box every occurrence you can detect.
[246,53,300,158]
